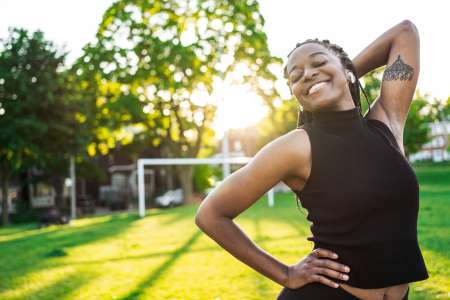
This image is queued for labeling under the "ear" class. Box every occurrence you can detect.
[344,68,351,77]
[345,69,355,83]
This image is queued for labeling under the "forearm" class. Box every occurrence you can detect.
[196,215,289,287]
[352,20,416,78]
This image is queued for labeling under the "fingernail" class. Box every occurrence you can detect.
[335,283,339,288]
[333,254,338,258]
[343,275,349,280]
[345,267,350,272]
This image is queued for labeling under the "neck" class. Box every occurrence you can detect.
[310,106,364,135]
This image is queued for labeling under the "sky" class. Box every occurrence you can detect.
[1,0,448,133]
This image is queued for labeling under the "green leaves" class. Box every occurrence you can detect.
[404,91,433,157]
[73,0,281,160]
[0,28,71,173]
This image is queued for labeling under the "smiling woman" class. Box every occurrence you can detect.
[276,20,427,300]
[195,20,427,300]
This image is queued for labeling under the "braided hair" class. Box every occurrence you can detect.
[283,38,371,128]
[283,38,372,213]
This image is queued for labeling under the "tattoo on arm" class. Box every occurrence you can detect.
[382,55,414,81]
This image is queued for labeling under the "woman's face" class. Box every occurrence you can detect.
[286,43,353,112]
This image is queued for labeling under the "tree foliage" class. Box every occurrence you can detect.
[74,0,282,201]
[0,28,82,224]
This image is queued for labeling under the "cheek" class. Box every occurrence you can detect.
[291,84,304,101]
[330,67,347,86]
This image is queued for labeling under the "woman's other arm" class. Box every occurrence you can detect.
[194,129,309,287]
[352,20,419,81]
[352,20,420,155]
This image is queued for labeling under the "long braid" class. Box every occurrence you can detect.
[283,38,372,213]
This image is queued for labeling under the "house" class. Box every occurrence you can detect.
[410,119,450,162]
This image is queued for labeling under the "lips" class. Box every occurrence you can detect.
[305,80,330,96]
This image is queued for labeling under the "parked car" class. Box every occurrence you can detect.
[38,207,70,228]
[155,189,184,208]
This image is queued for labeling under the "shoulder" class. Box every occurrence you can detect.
[276,128,311,176]
[255,128,311,177]
[277,127,311,156]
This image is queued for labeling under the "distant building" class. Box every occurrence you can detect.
[410,119,450,162]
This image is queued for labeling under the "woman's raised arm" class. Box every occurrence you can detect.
[352,19,420,154]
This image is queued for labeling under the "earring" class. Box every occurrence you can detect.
[347,71,356,83]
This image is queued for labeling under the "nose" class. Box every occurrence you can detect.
[303,68,319,82]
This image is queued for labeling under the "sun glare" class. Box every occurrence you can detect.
[211,82,268,139]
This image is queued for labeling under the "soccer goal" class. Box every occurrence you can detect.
[136,157,276,217]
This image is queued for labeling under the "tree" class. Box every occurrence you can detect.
[75,0,282,202]
[403,91,433,159]
[0,28,80,225]
[360,68,383,114]
[428,95,450,122]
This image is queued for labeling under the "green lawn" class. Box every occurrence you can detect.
[0,162,449,300]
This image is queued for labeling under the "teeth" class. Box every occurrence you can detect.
[308,81,328,95]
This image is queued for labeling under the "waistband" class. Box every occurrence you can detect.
[313,239,429,289]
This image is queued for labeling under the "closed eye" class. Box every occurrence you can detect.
[314,60,327,67]
[291,74,301,83]
[291,60,327,83]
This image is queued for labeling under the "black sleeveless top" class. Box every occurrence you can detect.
[295,106,429,289]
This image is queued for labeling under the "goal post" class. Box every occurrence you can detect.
[137,157,275,217]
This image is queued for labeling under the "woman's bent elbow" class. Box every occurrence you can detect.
[195,208,214,231]
[400,19,419,35]
[195,212,206,229]
[195,207,228,233]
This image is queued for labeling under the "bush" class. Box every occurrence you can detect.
[193,164,222,193]
[9,201,39,224]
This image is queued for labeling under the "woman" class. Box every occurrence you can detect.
[195,20,428,299]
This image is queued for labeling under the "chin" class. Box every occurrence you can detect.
[310,97,336,111]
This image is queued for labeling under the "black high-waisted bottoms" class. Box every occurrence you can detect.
[276,283,409,300]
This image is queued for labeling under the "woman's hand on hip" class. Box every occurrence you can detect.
[286,248,351,289]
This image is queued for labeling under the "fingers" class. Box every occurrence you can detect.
[310,274,341,289]
[313,267,349,281]
[311,248,339,259]
[308,248,351,288]
[314,258,350,273]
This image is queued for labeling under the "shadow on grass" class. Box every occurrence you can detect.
[4,269,97,300]
[0,213,139,294]
[158,203,199,226]
[118,229,202,300]
[45,231,300,270]
[0,223,39,238]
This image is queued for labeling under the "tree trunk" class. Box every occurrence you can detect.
[1,172,10,226]
[51,176,65,209]
[19,170,30,210]
[177,166,194,204]
[166,165,175,191]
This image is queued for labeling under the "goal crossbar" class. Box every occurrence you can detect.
[137,157,275,217]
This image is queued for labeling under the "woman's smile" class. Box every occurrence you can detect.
[307,80,330,96]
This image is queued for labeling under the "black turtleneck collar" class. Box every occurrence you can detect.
[310,106,364,135]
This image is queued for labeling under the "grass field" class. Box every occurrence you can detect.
[0,162,449,300]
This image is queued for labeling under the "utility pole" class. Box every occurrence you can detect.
[70,156,76,220]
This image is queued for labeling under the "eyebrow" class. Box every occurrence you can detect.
[288,51,328,74]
